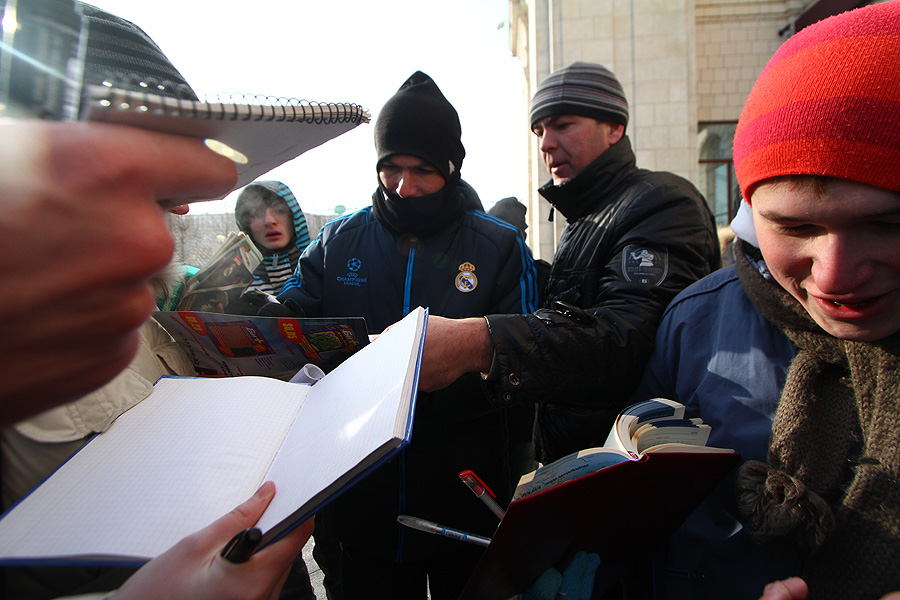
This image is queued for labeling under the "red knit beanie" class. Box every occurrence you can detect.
[733,1,900,202]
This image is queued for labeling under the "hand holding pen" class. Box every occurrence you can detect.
[221,527,262,563]
[114,482,313,600]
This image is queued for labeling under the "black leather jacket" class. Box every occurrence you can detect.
[485,136,720,463]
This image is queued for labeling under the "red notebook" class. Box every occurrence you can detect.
[459,399,740,599]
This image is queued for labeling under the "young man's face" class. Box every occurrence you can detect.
[532,115,624,186]
[378,155,445,198]
[248,203,293,251]
[752,177,900,342]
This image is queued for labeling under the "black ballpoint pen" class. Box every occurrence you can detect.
[220,527,262,563]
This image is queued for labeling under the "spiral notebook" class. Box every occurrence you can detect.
[1,2,369,198]
[81,84,371,197]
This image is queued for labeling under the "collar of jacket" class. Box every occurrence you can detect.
[371,178,483,238]
[538,135,637,223]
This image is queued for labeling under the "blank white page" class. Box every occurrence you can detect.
[256,307,423,534]
[0,376,307,561]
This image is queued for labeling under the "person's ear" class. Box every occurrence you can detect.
[608,123,625,145]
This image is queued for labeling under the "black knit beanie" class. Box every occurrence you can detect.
[488,197,527,235]
[374,71,465,183]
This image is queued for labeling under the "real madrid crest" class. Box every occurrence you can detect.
[455,261,477,293]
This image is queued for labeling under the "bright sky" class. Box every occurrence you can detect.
[87,0,530,216]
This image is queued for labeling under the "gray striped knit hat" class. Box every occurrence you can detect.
[529,62,629,129]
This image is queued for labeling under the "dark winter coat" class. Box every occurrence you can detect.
[484,136,720,463]
[278,182,538,561]
[632,263,801,599]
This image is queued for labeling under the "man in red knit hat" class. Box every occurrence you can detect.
[630,2,900,599]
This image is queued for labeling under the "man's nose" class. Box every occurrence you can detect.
[810,233,872,295]
[539,131,557,152]
[396,171,417,198]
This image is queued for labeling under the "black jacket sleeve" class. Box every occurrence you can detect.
[485,176,719,461]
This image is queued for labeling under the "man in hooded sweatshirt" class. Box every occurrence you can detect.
[278,71,538,600]
[235,181,311,296]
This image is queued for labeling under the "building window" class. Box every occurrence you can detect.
[698,122,739,226]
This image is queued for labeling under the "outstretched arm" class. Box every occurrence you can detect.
[418,316,493,392]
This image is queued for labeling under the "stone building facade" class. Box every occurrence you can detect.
[508,0,874,261]
[178,0,878,268]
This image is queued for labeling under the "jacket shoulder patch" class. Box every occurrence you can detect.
[622,245,668,286]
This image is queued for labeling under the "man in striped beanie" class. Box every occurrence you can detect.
[529,62,629,187]
[413,59,720,468]
[413,60,721,529]
[630,2,900,599]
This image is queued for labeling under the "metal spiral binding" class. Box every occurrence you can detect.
[91,75,370,125]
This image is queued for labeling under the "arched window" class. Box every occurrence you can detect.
[698,122,739,226]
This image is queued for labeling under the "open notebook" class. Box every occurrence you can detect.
[459,398,739,599]
[0,308,426,565]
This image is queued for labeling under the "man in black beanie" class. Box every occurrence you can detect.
[488,196,551,305]
[278,72,538,599]
[417,61,721,469]
[488,197,528,236]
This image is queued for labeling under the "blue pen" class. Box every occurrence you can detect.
[397,515,491,547]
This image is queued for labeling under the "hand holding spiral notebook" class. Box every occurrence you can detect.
[1,1,370,198]
[81,83,371,197]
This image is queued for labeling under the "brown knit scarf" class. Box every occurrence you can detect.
[734,240,900,600]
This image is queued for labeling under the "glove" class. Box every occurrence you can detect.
[226,290,305,317]
[520,552,600,600]
[559,551,601,600]
[256,297,305,318]
[521,566,562,600]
